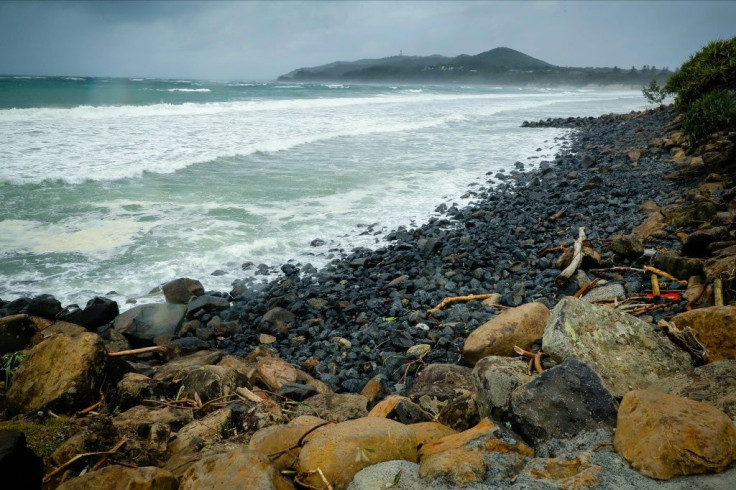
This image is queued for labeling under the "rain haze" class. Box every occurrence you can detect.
[0,0,735,80]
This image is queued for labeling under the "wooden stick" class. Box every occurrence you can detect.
[43,451,119,481]
[76,391,105,416]
[651,274,660,299]
[107,346,167,357]
[644,266,687,286]
[590,266,646,274]
[556,227,586,287]
[573,277,600,298]
[513,346,544,374]
[427,293,496,314]
[90,439,127,472]
[537,244,566,257]
[714,278,724,306]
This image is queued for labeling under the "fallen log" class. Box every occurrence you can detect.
[555,227,586,287]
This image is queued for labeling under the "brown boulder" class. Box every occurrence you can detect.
[168,404,235,455]
[6,332,107,415]
[408,422,457,449]
[296,417,417,489]
[57,466,178,490]
[633,211,667,239]
[670,306,736,361]
[250,356,331,394]
[113,405,193,434]
[291,393,368,422]
[418,447,487,485]
[614,390,736,480]
[408,363,475,415]
[180,446,294,490]
[248,415,326,470]
[462,303,550,365]
[518,454,601,490]
[162,277,205,304]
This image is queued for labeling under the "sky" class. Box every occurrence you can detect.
[1,1,734,81]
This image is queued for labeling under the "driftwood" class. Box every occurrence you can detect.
[643,266,687,286]
[514,346,544,375]
[714,278,724,306]
[427,294,498,314]
[651,274,661,299]
[573,277,599,298]
[76,391,105,416]
[90,439,127,472]
[107,346,167,357]
[537,244,567,258]
[555,227,586,287]
[659,320,709,365]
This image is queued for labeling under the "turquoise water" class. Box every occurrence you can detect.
[0,76,648,307]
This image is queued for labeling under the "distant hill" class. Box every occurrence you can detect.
[278,47,671,86]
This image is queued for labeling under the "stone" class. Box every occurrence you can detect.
[6,332,107,415]
[614,390,736,480]
[292,393,369,422]
[408,422,457,449]
[633,211,667,239]
[259,307,295,336]
[664,202,718,228]
[408,363,475,415]
[359,375,385,402]
[116,372,154,410]
[26,295,62,319]
[250,357,331,395]
[168,404,235,454]
[258,333,277,344]
[608,234,645,260]
[705,251,736,289]
[113,303,186,347]
[0,314,39,355]
[509,359,618,444]
[348,460,424,490]
[683,226,731,257]
[152,350,225,386]
[472,355,533,421]
[179,365,248,404]
[542,297,691,397]
[436,392,480,432]
[185,295,230,320]
[113,405,193,435]
[647,360,736,416]
[296,417,418,489]
[669,306,736,361]
[0,430,43,490]
[418,447,487,485]
[580,282,626,303]
[57,466,178,490]
[652,252,705,280]
[180,446,294,489]
[248,415,326,470]
[162,277,205,304]
[517,454,602,490]
[367,396,433,424]
[63,296,119,330]
[462,302,550,365]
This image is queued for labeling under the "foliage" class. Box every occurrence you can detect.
[642,79,669,105]
[665,37,736,108]
[681,89,736,141]
[1,351,25,389]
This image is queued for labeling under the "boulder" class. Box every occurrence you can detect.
[113,405,193,435]
[113,303,186,347]
[185,295,230,320]
[705,249,736,289]
[179,365,248,404]
[462,302,550,365]
[542,297,691,397]
[168,404,235,455]
[407,363,475,415]
[647,360,736,416]
[652,252,704,280]
[250,357,331,395]
[664,202,718,228]
[614,390,736,480]
[248,415,326,470]
[632,211,667,239]
[162,277,205,304]
[116,372,155,410]
[348,460,424,490]
[517,454,602,489]
[682,226,731,257]
[436,392,479,432]
[0,314,39,355]
[62,297,119,330]
[608,234,644,259]
[669,306,736,361]
[26,294,62,319]
[408,422,457,449]
[418,447,487,486]
[57,466,178,490]
[296,417,417,489]
[6,332,107,415]
[291,393,368,422]
[472,356,533,421]
[0,430,43,490]
[180,446,294,489]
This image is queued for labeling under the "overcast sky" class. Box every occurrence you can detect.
[1,1,734,80]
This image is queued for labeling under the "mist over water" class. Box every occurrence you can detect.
[0,77,648,308]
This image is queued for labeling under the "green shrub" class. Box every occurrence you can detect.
[681,89,736,141]
[642,79,669,105]
[665,37,736,108]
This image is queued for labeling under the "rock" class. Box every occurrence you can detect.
[62,296,119,330]
[418,418,532,461]
[682,226,731,257]
[152,350,225,386]
[436,392,480,432]
[542,297,691,397]
[462,303,550,365]
[652,252,705,280]
[0,314,39,355]
[179,446,294,489]
[472,356,533,421]
[251,357,331,395]
[517,454,602,489]
[296,417,418,489]
[113,303,186,347]
[360,375,385,402]
[292,393,369,422]
[367,396,433,424]
[647,360,736,416]
[162,277,205,304]
[408,422,457,449]
[580,282,626,303]
[408,364,475,415]
[418,447,487,485]
[259,307,295,336]
[664,202,718,228]
[509,359,618,444]
[705,250,736,289]
[614,390,736,480]
[179,365,248,404]
[669,306,736,361]
[116,372,155,410]
[348,460,424,490]
[6,332,107,415]
[185,295,230,320]
[608,234,644,259]
[258,333,277,344]
[248,415,326,470]
[168,404,235,454]
[0,430,43,490]
[113,405,193,435]
[633,211,667,239]
[277,382,318,401]
[26,294,62,319]
[57,466,178,490]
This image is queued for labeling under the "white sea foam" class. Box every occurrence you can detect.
[163,88,211,92]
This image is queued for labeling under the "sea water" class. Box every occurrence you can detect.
[0,76,647,308]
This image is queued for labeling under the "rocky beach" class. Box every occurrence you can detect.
[1,104,736,489]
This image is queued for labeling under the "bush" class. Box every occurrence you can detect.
[642,79,669,105]
[681,89,736,141]
[665,37,736,108]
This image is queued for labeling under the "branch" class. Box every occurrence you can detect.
[556,227,586,287]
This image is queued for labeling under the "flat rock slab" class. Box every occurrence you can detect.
[542,297,691,397]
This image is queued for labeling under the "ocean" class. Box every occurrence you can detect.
[0,76,648,308]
